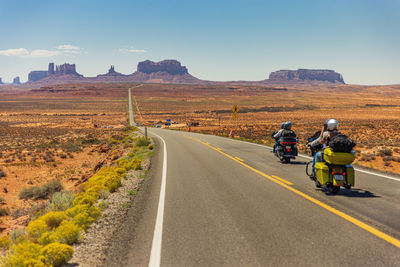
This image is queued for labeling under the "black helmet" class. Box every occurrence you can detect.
[284,121,292,130]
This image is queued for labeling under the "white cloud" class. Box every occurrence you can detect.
[119,46,147,53]
[57,44,81,50]
[0,48,60,58]
[29,49,61,58]
[0,48,29,57]
[57,44,83,55]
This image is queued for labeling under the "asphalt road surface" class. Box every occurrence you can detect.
[105,127,400,266]
[105,90,400,266]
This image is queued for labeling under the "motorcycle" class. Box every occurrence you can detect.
[274,136,298,163]
[306,143,355,194]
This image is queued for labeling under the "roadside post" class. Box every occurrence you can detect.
[231,105,239,138]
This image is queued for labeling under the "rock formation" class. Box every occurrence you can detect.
[28,71,47,82]
[48,63,55,75]
[269,69,344,84]
[13,77,21,84]
[54,63,82,76]
[137,60,188,75]
[97,65,125,77]
[128,60,201,83]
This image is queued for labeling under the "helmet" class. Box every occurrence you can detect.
[284,121,292,130]
[326,119,339,131]
[281,122,285,129]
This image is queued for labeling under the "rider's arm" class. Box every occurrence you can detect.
[310,136,321,147]
[273,129,283,139]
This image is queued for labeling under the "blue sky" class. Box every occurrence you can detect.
[0,0,399,84]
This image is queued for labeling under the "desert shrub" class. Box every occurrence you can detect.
[378,147,393,157]
[73,191,99,206]
[0,197,5,205]
[27,219,49,241]
[48,191,75,211]
[3,240,43,267]
[135,136,151,147]
[19,180,63,200]
[393,147,400,153]
[148,144,154,150]
[42,180,64,196]
[0,235,11,249]
[384,161,392,167]
[19,186,42,200]
[10,228,26,243]
[66,204,100,229]
[39,220,81,245]
[41,242,74,266]
[0,207,10,216]
[360,153,375,161]
[0,168,6,178]
[40,211,68,228]
[80,135,101,145]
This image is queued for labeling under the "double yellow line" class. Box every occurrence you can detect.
[184,135,400,248]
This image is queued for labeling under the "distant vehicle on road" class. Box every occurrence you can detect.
[155,124,162,128]
[187,122,199,127]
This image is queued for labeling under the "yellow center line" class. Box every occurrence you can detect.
[235,157,244,162]
[272,175,293,185]
[185,136,400,248]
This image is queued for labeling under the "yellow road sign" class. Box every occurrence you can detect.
[232,113,238,119]
[232,105,239,113]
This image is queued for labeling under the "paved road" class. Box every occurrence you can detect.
[107,90,400,266]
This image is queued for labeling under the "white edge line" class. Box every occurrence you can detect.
[184,131,400,182]
[148,132,167,267]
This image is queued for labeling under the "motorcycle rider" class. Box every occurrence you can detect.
[273,122,286,153]
[310,119,340,177]
[273,121,296,154]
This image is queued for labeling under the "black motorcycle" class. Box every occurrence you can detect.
[274,136,298,163]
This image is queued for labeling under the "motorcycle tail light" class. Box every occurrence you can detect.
[331,172,335,175]
[343,172,346,175]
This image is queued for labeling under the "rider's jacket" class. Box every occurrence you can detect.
[310,130,340,148]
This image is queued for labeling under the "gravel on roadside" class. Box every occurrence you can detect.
[67,153,151,267]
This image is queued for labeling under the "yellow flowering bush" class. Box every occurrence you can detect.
[26,220,49,242]
[41,242,73,266]
[3,128,147,266]
[39,220,81,245]
[4,240,44,267]
[4,240,73,267]
[40,211,68,228]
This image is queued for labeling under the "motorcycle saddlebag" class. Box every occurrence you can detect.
[323,148,355,165]
[315,162,330,185]
[315,162,355,186]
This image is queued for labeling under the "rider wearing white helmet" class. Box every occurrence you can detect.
[310,119,340,177]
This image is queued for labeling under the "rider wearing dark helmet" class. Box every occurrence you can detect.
[273,121,295,153]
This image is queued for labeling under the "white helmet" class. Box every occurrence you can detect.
[326,119,339,131]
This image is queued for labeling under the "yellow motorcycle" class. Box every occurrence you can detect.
[307,147,355,194]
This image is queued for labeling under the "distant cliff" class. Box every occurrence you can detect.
[269,69,345,84]
[28,71,47,82]
[137,60,188,75]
